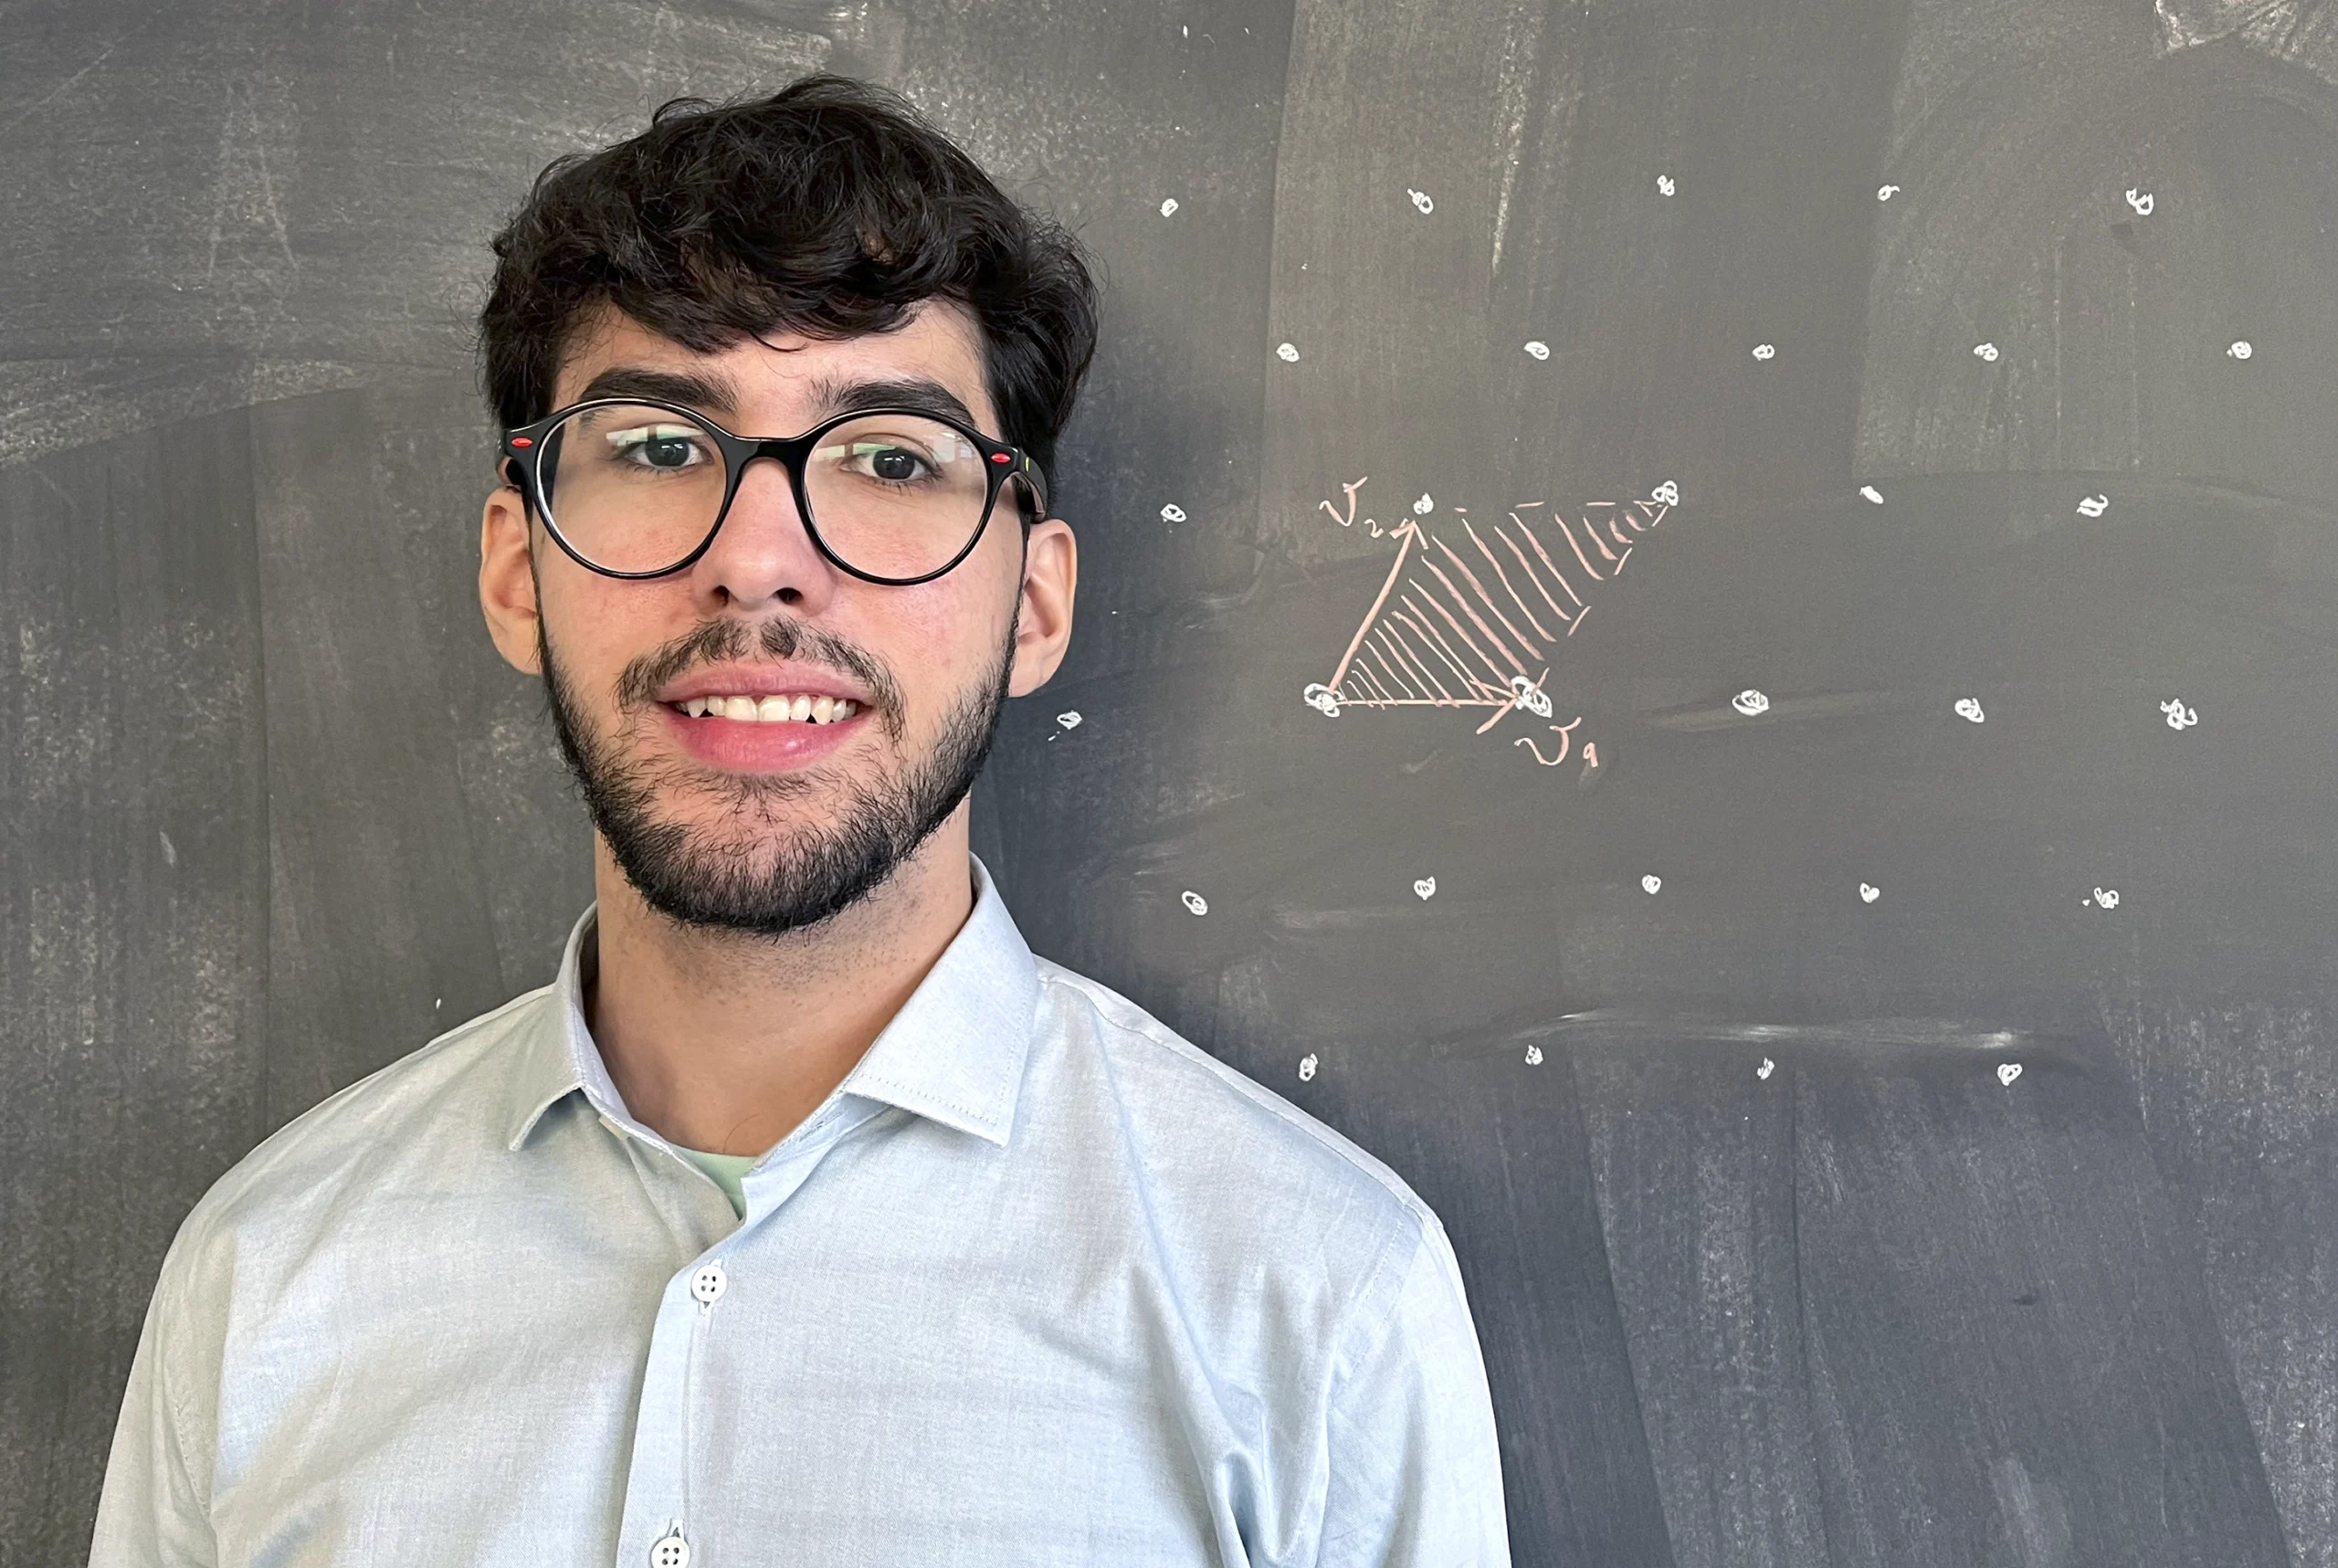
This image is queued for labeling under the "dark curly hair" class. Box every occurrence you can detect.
[479,75,1099,489]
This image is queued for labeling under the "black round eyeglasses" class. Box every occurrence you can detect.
[500,397,1048,585]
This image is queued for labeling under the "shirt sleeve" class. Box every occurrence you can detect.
[90,1229,219,1568]
[1317,1216,1511,1568]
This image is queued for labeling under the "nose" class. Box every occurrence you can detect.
[687,454,841,613]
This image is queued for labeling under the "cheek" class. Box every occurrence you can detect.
[538,573,676,692]
[876,574,1017,713]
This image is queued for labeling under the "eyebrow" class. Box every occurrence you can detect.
[567,366,987,437]
[573,365,742,414]
[805,374,982,431]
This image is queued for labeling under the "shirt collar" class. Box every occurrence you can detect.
[504,856,1042,1152]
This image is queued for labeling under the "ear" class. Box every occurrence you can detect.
[1008,516,1076,698]
[479,480,543,676]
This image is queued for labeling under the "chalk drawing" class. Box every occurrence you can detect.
[2161,698,2198,731]
[1860,485,1885,504]
[1160,503,1186,523]
[1276,342,1300,363]
[2092,887,2120,909]
[1525,1044,1545,1066]
[1303,476,1678,768]
[1414,877,1437,900]
[1642,874,1662,894]
[1318,476,1367,531]
[1732,689,1771,717]
[1407,187,1435,214]
[1757,1058,1775,1079]
[2125,187,2154,216]
[1656,174,1676,195]
[2228,341,2253,360]
[1997,1062,2023,1085]
[2076,494,2109,518]
[1860,882,1880,902]
[1160,197,1179,216]
[1056,710,1081,730]
[1752,343,1776,360]
[1515,714,1583,765]
[1878,184,1900,200]
[1181,889,1208,916]
[1974,342,2000,363]
[1299,1053,1318,1081]
[1523,341,1551,360]
[1954,697,1985,723]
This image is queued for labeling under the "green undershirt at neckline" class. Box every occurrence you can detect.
[678,1147,759,1217]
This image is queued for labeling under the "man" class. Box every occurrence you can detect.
[93,76,1509,1567]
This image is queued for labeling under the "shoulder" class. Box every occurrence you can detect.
[163,984,558,1285]
[1029,958,1440,1278]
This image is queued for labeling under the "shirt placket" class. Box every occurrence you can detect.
[608,1100,885,1568]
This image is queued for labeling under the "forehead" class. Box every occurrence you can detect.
[552,299,996,429]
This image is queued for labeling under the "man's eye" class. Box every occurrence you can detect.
[606,426,708,469]
[849,442,932,482]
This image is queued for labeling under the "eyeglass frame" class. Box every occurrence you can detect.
[500,395,1051,587]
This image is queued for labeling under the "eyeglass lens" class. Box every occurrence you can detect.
[534,404,999,579]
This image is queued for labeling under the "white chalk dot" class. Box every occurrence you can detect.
[1056,710,1081,730]
[1859,484,1885,504]
[1159,503,1186,523]
[1973,342,2000,363]
[1411,494,1433,516]
[1407,187,1434,214]
[1641,874,1662,895]
[1752,343,1776,361]
[2228,341,2253,360]
[1878,184,1900,201]
[1954,697,1985,723]
[1275,342,1299,363]
[1732,689,1771,717]
[1159,197,1179,216]
[1414,877,1437,900]
[1299,1052,1318,1081]
[1522,340,1551,360]
[1181,889,1208,916]
[1757,1058,1775,1079]
[1525,1044,1545,1066]
[1997,1062,2023,1086]
[1656,174,1676,196]
[1859,882,1880,903]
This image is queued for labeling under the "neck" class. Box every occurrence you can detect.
[584,809,977,1156]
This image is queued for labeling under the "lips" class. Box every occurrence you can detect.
[650,663,877,771]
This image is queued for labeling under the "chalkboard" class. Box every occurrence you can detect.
[6,0,2338,1563]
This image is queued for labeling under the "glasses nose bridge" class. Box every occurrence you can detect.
[732,432,814,492]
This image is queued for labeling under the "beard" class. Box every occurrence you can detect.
[539,608,1016,938]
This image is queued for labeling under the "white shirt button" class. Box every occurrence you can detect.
[650,1532,690,1568]
[690,1262,727,1306]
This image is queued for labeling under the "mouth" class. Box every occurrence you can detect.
[650,662,879,773]
[667,691,863,726]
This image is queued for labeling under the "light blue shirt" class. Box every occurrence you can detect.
[92,859,1510,1566]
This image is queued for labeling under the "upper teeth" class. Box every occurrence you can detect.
[679,694,858,723]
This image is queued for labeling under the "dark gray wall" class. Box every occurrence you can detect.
[6,1,2336,1563]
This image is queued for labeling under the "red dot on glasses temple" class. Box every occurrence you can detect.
[511,437,534,448]
[990,452,1011,464]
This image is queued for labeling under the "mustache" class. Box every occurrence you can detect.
[612,616,907,742]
